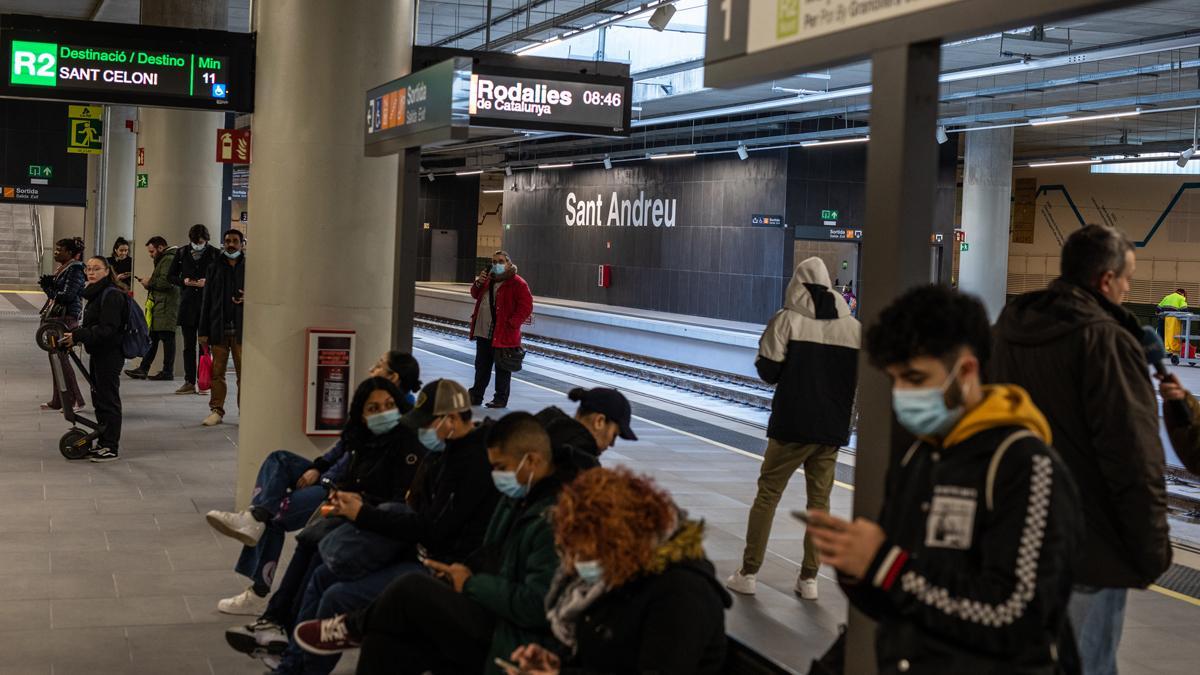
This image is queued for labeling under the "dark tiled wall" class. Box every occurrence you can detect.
[503,152,791,323]
[416,175,480,282]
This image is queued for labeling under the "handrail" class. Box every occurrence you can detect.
[29,204,43,271]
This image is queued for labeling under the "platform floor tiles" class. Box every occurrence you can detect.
[0,294,1195,673]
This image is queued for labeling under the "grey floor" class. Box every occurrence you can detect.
[2,291,1199,674]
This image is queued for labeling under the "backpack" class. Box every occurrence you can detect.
[103,287,151,359]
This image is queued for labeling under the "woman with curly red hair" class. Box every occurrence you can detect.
[504,467,731,675]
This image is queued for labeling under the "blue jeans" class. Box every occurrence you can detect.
[1068,586,1127,675]
[235,450,328,594]
[276,561,427,675]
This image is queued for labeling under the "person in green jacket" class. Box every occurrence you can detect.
[292,411,563,675]
[125,236,180,381]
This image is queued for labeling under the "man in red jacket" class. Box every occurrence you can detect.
[469,251,533,409]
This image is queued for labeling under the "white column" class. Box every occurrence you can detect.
[958,127,1014,320]
[235,0,411,506]
[100,106,137,252]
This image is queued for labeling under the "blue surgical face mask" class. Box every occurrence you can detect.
[574,560,604,585]
[418,419,447,453]
[492,454,530,499]
[223,249,242,259]
[892,361,965,438]
[366,408,401,435]
[492,263,506,275]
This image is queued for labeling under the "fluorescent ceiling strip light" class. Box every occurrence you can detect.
[482,189,505,193]
[455,169,483,176]
[1029,110,1140,126]
[649,151,697,159]
[538,162,574,169]
[1027,159,1099,168]
[800,136,870,147]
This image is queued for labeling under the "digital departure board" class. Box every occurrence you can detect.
[0,14,255,112]
[468,72,630,136]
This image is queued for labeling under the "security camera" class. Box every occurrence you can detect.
[1177,147,1195,168]
[648,5,676,32]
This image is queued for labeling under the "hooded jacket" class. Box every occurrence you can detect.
[843,385,1082,675]
[756,258,861,446]
[144,246,180,332]
[353,421,500,564]
[470,266,533,349]
[550,521,733,675]
[535,406,602,483]
[991,279,1171,588]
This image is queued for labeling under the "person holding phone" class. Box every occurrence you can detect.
[468,251,533,409]
[107,237,133,284]
[807,285,1082,675]
[198,229,247,426]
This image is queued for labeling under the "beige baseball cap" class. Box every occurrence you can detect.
[407,379,472,427]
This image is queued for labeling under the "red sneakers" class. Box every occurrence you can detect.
[293,615,360,655]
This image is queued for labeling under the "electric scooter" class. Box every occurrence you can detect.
[36,320,104,460]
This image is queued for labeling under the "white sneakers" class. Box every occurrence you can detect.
[795,576,819,600]
[202,411,223,426]
[725,570,757,595]
[725,569,820,600]
[217,586,270,616]
[205,509,265,546]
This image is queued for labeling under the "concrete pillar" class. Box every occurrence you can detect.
[958,126,1014,320]
[100,106,137,253]
[235,0,411,506]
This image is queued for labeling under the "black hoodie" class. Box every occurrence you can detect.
[536,406,602,483]
[990,278,1170,588]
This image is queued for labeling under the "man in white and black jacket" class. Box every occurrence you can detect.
[727,257,860,600]
[808,285,1083,675]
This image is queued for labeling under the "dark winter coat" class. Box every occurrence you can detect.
[337,424,426,506]
[144,247,180,331]
[73,277,127,356]
[560,558,731,675]
[168,243,221,327]
[198,253,246,341]
[353,421,500,564]
[41,260,85,320]
[535,406,602,483]
[842,386,1082,675]
[470,268,533,348]
[463,472,563,675]
[756,258,860,446]
[1165,391,1200,476]
[991,279,1172,588]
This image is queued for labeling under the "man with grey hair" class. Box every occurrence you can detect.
[991,223,1170,675]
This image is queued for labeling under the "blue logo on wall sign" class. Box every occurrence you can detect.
[212,83,227,99]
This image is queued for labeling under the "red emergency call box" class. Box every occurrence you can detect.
[597,264,612,288]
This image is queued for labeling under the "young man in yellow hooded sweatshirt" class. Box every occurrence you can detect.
[806,285,1083,675]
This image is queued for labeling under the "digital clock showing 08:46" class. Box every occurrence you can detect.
[582,89,623,107]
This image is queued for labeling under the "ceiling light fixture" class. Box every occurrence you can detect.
[1178,111,1199,168]
[537,162,573,169]
[1029,109,1140,126]
[455,169,483,176]
[483,189,505,194]
[1027,159,1100,168]
[800,136,870,147]
[936,126,949,144]
[648,151,697,160]
[505,166,513,176]
[737,144,749,161]
[647,4,676,31]
[603,156,613,170]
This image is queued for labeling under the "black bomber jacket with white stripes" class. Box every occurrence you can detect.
[842,425,1083,675]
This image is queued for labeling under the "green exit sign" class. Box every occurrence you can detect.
[821,209,839,220]
[27,164,52,178]
[960,242,969,252]
[136,173,149,188]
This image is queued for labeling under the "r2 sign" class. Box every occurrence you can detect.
[10,41,57,87]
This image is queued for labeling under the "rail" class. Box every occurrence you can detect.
[29,204,43,271]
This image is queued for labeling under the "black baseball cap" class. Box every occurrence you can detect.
[406,379,472,428]
[569,387,637,441]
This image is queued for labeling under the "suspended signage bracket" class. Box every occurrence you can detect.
[364,54,632,157]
